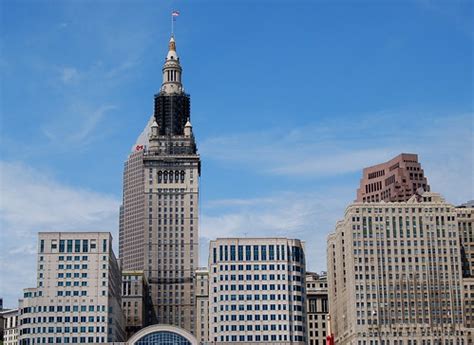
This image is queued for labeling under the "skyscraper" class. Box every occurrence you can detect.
[356,153,430,203]
[327,192,469,344]
[119,35,200,334]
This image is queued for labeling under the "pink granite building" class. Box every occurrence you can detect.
[356,153,430,202]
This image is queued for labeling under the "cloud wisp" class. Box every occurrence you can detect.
[199,188,353,273]
[41,104,117,149]
[0,161,120,307]
[200,111,473,204]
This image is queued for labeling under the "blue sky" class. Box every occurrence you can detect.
[0,0,473,307]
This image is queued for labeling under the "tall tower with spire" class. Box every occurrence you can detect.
[119,35,200,334]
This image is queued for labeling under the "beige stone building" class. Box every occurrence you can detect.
[122,270,153,340]
[356,153,430,203]
[0,308,19,345]
[208,238,307,344]
[306,272,328,345]
[195,267,209,343]
[457,203,474,342]
[327,192,469,344]
[18,232,125,344]
[119,35,200,334]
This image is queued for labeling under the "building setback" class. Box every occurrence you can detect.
[356,153,430,203]
[306,272,328,345]
[18,232,124,344]
[327,193,468,344]
[208,238,307,344]
[119,35,200,333]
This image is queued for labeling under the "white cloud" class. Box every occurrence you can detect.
[201,112,473,204]
[42,104,117,148]
[59,67,80,84]
[199,189,353,273]
[0,161,120,308]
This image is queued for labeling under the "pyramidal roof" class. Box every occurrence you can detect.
[131,115,154,152]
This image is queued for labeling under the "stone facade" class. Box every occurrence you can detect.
[18,232,124,344]
[457,203,474,342]
[306,272,328,345]
[195,267,209,343]
[0,308,19,345]
[119,36,200,334]
[208,238,307,344]
[356,153,430,203]
[328,193,469,344]
[122,270,152,340]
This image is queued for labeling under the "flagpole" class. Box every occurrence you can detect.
[171,12,174,36]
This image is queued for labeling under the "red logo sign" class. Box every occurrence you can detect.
[135,145,144,151]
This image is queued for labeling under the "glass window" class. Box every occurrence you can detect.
[82,240,88,253]
[253,245,259,261]
[238,245,243,261]
[67,240,73,253]
[74,240,81,253]
[261,245,267,260]
[135,331,192,345]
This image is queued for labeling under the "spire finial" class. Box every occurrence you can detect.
[169,36,176,52]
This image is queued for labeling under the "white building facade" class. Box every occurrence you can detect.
[18,232,125,344]
[208,238,307,344]
[1,308,19,345]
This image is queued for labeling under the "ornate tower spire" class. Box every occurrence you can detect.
[154,35,190,136]
[161,36,183,94]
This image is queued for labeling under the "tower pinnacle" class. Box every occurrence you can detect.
[161,36,182,94]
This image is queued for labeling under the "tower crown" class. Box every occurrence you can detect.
[161,36,182,94]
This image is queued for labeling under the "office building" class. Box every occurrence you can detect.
[306,272,328,345]
[195,267,209,343]
[0,308,19,345]
[356,153,430,203]
[122,270,153,339]
[119,35,200,333]
[327,192,468,344]
[18,232,125,344]
[208,238,307,344]
[457,203,474,342]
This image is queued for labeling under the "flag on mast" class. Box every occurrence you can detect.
[171,10,179,35]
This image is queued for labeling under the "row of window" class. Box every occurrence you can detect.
[217,323,291,331]
[216,294,305,305]
[40,239,107,254]
[19,336,106,344]
[217,312,289,320]
[21,315,106,324]
[23,305,106,313]
[218,273,285,281]
[217,284,289,291]
[214,334,305,342]
[215,263,291,271]
[213,245,304,263]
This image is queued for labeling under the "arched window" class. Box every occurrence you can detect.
[158,171,162,184]
[163,171,168,183]
[180,171,185,183]
[175,171,180,182]
[134,331,192,345]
